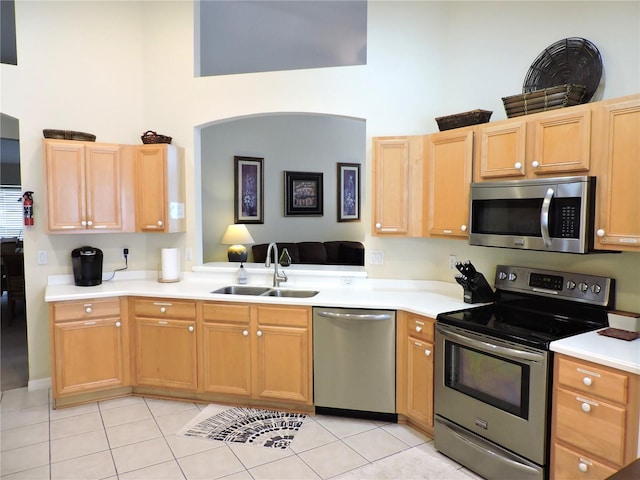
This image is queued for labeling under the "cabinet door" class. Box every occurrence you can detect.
[135,318,197,390]
[202,322,252,397]
[254,306,312,404]
[593,97,640,251]
[44,141,87,231]
[425,129,473,237]
[406,337,434,428]
[372,137,424,236]
[477,120,526,179]
[135,145,167,231]
[85,144,123,230]
[53,317,128,396]
[254,324,311,404]
[530,108,591,175]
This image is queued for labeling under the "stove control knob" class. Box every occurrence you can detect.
[578,282,589,292]
[497,271,507,280]
[591,284,602,294]
[507,273,517,281]
[566,280,576,290]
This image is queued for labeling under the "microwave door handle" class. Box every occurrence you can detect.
[540,187,554,247]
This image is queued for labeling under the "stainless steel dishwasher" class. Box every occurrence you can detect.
[313,307,397,421]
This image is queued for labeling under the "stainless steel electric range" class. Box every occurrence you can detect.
[434,265,615,480]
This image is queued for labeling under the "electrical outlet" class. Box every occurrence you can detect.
[185,247,192,261]
[370,251,384,265]
[122,248,129,261]
[38,250,48,265]
[449,255,457,269]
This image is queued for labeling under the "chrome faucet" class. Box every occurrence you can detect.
[265,242,287,287]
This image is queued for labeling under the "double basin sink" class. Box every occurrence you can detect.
[211,285,319,298]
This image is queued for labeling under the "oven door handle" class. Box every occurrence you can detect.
[437,325,545,364]
[540,187,554,247]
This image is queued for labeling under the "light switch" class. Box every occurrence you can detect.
[38,250,48,265]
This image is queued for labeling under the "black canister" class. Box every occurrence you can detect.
[71,246,104,286]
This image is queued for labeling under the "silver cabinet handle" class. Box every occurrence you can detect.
[188,325,194,332]
[85,306,93,314]
[243,330,249,336]
[257,330,263,337]
[115,321,121,328]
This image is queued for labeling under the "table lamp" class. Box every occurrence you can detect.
[220,224,255,262]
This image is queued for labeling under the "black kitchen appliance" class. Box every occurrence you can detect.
[434,265,615,480]
[71,246,103,286]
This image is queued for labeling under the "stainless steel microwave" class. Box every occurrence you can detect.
[469,176,596,254]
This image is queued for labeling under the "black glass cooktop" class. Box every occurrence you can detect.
[437,291,609,349]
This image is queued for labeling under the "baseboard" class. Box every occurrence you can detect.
[28,377,51,391]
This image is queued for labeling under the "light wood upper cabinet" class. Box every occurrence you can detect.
[49,298,130,404]
[43,140,134,233]
[424,128,474,238]
[372,136,424,236]
[201,302,313,406]
[591,95,640,251]
[475,106,592,181]
[134,144,185,233]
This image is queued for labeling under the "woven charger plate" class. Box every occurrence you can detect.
[523,37,602,103]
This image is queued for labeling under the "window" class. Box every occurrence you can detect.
[0,186,24,238]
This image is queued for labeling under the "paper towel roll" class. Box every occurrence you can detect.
[160,248,179,282]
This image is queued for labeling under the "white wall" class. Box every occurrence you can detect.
[2,1,638,384]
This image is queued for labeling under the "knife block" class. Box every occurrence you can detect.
[463,273,496,304]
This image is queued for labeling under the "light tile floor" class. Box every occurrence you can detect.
[1,387,482,480]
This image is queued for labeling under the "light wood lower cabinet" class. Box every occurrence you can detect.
[396,311,435,435]
[550,354,640,479]
[132,298,198,390]
[49,298,130,403]
[201,302,313,405]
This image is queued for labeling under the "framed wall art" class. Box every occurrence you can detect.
[284,171,323,216]
[337,162,360,222]
[234,156,264,224]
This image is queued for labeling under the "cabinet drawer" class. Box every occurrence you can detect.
[555,387,626,465]
[53,298,120,321]
[553,442,617,480]
[133,299,196,319]
[256,305,310,327]
[557,356,628,404]
[406,315,434,343]
[203,302,250,324]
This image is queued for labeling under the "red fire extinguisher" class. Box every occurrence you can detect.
[21,191,34,226]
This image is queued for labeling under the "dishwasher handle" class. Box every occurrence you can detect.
[316,310,392,321]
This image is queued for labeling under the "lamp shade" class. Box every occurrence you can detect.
[220,224,255,262]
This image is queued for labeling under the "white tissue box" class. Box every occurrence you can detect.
[607,311,640,332]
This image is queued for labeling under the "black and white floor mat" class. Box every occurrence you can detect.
[177,405,307,450]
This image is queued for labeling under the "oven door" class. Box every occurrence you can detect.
[434,323,550,465]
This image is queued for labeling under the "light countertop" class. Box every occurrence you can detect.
[550,330,640,375]
[46,263,640,374]
[44,264,473,319]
